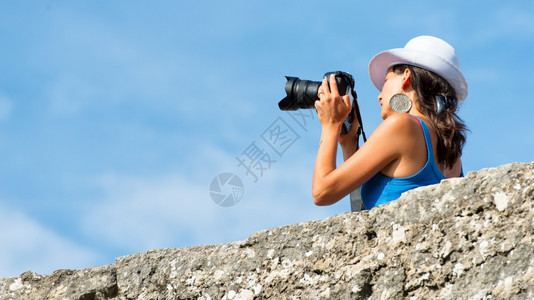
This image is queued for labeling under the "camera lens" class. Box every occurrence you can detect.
[277,71,364,139]
[278,77,321,110]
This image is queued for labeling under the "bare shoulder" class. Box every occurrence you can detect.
[376,113,422,136]
[363,113,423,157]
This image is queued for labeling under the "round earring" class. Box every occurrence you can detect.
[389,93,412,113]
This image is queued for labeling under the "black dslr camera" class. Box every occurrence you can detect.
[278,71,366,139]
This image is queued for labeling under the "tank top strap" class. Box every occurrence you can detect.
[409,115,432,161]
[409,115,446,180]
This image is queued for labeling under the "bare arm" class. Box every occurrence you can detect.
[312,113,416,206]
[311,74,351,205]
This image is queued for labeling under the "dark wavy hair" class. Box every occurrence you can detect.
[392,64,468,169]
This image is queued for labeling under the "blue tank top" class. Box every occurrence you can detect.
[361,116,446,209]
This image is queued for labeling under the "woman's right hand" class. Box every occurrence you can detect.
[315,74,352,131]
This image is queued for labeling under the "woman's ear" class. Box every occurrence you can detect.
[401,68,411,90]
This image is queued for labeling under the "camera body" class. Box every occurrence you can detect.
[278,71,357,135]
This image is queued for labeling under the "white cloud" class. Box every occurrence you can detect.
[0,203,101,277]
[81,172,220,251]
[80,143,347,255]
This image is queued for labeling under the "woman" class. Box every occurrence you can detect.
[312,35,468,209]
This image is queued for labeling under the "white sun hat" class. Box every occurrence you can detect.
[369,35,468,101]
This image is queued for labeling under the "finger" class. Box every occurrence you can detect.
[342,95,351,110]
[329,74,339,97]
[321,77,330,95]
[317,83,326,98]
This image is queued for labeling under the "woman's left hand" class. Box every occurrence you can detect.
[315,74,352,131]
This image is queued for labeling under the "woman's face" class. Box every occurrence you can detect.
[377,69,403,119]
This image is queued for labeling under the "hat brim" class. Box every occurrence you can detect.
[369,48,468,101]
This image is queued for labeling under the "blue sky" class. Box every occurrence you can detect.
[1,1,533,277]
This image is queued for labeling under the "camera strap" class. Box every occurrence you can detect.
[350,89,366,212]
[351,90,367,143]
[350,187,364,212]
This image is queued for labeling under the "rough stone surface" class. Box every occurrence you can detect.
[1,161,533,300]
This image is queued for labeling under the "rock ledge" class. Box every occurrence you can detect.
[1,162,533,299]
